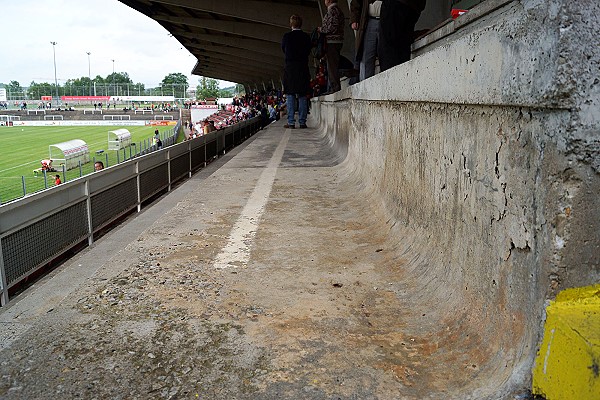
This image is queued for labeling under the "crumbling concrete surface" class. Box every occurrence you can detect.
[316,0,599,396]
[0,124,524,399]
[1,0,598,398]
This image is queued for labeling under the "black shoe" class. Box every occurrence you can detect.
[284,124,295,129]
[299,124,308,129]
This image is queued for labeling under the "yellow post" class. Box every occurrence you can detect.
[532,284,600,399]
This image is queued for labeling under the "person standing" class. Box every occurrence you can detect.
[319,0,345,93]
[351,0,382,81]
[281,14,312,129]
[378,0,426,72]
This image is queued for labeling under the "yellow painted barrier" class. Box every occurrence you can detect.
[532,284,600,399]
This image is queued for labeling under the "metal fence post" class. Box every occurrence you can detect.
[0,239,8,306]
[62,165,66,182]
[188,141,192,178]
[79,160,83,177]
[85,180,94,246]
[105,153,109,168]
[136,161,141,213]
[167,149,172,192]
[21,176,26,197]
[43,170,48,189]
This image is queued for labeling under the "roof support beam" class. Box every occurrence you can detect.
[150,0,321,29]
[194,59,274,78]
[195,66,266,85]
[184,41,283,65]
[171,29,280,56]
[155,14,287,43]
[195,60,280,79]
[196,53,282,74]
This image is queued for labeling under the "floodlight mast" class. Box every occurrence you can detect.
[51,42,59,106]
[111,59,115,97]
[87,52,92,96]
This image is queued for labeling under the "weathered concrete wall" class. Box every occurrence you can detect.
[315,0,599,393]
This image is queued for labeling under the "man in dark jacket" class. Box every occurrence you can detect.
[379,0,426,71]
[282,14,312,129]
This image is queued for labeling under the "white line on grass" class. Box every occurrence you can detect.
[0,160,40,173]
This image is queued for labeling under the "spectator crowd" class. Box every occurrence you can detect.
[186,90,283,139]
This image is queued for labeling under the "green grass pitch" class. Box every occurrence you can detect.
[0,125,173,204]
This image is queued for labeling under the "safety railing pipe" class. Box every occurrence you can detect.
[0,239,7,306]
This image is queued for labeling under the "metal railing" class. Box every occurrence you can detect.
[0,121,181,204]
[103,115,131,120]
[0,116,261,306]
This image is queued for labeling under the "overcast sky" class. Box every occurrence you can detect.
[0,0,235,88]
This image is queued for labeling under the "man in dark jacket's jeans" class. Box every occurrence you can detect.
[281,14,312,129]
[379,0,426,71]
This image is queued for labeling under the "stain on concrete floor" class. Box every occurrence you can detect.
[0,123,527,399]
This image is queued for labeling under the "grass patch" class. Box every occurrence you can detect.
[0,125,173,203]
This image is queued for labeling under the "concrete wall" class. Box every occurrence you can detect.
[314,0,599,393]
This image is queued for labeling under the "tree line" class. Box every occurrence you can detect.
[0,72,242,100]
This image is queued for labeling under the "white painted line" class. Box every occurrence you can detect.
[213,130,290,269]
[0,160,40,173]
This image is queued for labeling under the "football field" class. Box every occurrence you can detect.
[0,125,173,204]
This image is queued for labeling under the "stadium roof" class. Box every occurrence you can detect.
[118,0,324,87]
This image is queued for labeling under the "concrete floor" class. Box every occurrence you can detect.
[0,119,530,399]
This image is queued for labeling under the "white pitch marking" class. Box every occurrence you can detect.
[213,130,290,269]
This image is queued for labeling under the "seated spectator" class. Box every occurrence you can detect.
[94,161,104,171]
[268,105,278,123]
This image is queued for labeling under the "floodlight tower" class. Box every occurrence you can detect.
[111,59,115,96]
[51,41,59,105]
[87,52,92,96]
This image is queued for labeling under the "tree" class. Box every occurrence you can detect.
[197,77,219,100]
[106,72,133,85]
[103,72,133,96]
[62,77,94,96]
[161,73,188,99]
[6,80,25,99]
[218,87,234,98]
[161,73,188,87]
[2,71,176,100]
[235,84,245,96]
[93,75,105,84]
[27,81,54,99]
[131,83,145,96]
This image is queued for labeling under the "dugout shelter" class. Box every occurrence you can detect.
[108,128,132,150]
[49,139,90,170]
